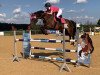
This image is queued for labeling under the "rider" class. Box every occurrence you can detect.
[44,2,68,28]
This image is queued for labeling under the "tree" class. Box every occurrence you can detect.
[97,19,100,25]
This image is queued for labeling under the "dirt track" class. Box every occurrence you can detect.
[0,34,100,75]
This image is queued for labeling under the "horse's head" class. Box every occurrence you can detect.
[30,10,45,23]
[81,33,94,54]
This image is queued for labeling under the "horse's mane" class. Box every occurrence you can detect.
[82,33,92,44]
[81,33,94,53]
[34,10,44,14]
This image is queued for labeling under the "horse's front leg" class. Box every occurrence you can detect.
[70,35,75,45]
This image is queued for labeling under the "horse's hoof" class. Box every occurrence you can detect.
[45,33,48,35]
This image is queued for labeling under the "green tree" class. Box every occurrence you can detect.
[97,19,100,25]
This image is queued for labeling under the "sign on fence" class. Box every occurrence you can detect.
[0,32,4,36]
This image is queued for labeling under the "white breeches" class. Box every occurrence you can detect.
[56,9,62,18]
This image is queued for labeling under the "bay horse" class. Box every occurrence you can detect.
[77,33,94,66]
[78,33,94,58]
[30,10,76,44]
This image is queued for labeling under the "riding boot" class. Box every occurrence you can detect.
[55,17,62,25]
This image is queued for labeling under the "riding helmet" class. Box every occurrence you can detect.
[45,2,51,7]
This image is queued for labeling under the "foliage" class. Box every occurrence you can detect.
[97,19,100,25]
[0,22,100,33]
[79,24,98,32]
[0,22,29,31]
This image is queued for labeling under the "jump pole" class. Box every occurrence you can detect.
[13,31,19,62]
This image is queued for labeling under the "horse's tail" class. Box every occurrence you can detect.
[88,35,94,54]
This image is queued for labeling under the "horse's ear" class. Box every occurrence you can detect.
[29,13,32,16]
[30,13,35,16]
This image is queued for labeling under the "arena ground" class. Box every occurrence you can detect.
[0,34,100,75]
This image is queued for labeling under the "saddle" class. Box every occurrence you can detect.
[53,12,66,24]
[54,15,62,23]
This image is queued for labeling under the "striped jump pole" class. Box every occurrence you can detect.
[16,38,76,43]
[31,46,77,52]
[30,39,76,43]
[30,54,76,63]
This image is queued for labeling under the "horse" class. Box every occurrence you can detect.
[30,10,76,45]
[77,33,94,66]
[78,33,94,57]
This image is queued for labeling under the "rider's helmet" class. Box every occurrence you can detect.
[45,2,51,8]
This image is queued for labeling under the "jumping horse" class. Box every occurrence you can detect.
[30,10,77,45]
